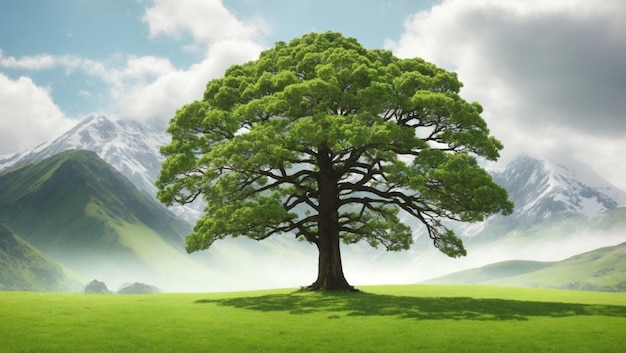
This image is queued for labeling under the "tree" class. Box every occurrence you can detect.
[156,32,513,291]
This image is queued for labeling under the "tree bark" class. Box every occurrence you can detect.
[303,147,355,291]
[303,225,355,291]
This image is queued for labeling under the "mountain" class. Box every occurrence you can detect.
[454,156,626,255]
[353,155,626,285]
[0,149,188,250]
[0,113,201,223]
[457,156,626,237]
[422,242,626,291]
[0,113,165,196]
[0,150,218,291]
[0,223,82,292]
[491,156,626,222]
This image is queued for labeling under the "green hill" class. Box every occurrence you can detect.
[491,242,626,291]
[0,149,188,250]
[0,223,82,292]
[421,260,556,285]
[423,242,626,291]
[0,150,209,289]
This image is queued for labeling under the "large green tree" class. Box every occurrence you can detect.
[156,32,513,291]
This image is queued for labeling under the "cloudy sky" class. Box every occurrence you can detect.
[1,0,625,189]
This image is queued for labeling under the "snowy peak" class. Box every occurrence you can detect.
[1,113,169,196]
[65,113,117,144]
[492,155,626,221]
[0,113,200,223]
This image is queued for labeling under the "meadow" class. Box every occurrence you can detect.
[1,285,625,353]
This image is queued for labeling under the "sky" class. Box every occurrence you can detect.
[1,0,625,189]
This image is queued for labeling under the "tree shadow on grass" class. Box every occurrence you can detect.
[195,291,626,321]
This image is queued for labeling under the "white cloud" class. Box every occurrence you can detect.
[49,1,266,122]
[0,0,266,134]
[114,39,263,121]
[120,56,176,79]
[0,50,106,78]
[0,51,79,71]
[0,52,55,70]
[0,74,75,155]
[111,0,266,121]
[142,0,261,42]
[386,0,626,190]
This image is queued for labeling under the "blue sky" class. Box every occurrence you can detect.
[1,0,625,189]
[0,0,430,119]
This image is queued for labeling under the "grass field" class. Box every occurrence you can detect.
[1,285,625,352]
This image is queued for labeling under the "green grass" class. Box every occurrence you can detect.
[1,285,625,352]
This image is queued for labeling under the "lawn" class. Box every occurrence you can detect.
[1,285,625,352]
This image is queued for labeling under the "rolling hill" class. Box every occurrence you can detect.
[0,223,82,292]
[422,242,626,291]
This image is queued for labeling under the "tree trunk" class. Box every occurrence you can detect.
[303,226,355,291]
[303,147,355,291]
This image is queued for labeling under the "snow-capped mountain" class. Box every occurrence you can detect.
[3,113,166,194]
[455,155,626,242]
[403,155,626,282]
[0,113,201,222]
[492,156,626,222]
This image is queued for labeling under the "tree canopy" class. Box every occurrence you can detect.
[156,32,513,290]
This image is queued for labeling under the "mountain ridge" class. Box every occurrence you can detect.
[0,149,188,249]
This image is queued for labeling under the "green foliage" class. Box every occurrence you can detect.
[157,31,513,259]
[1,286,625,352]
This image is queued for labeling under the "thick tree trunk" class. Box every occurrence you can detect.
[303,147,355,291]
[303,227,355,291]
